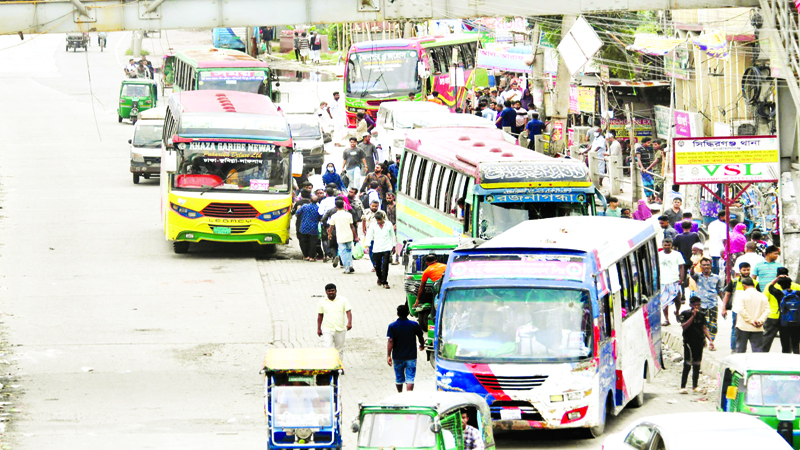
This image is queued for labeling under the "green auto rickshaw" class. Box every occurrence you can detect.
[402,237,474,367]
[118,79,158,124]
[352,392,495,450]
[717,353,800,448]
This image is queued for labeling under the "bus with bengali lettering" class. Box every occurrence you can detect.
[396,128,600,244]
[171,47,280,102]
[159,90,293,254]
[434,216,663,436]
[344,35,484,127]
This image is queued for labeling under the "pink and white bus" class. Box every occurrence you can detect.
[343,35,484,127]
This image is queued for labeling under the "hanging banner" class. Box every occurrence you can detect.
[674,110,704,137]
[608,118,653,138]
[655,105,671,139]
[673,136,779,185]
[476,49,533,73]
[664,46,691,80]
[569,86,579,114]
[692,31,729,59]
[552,121,565,143]
[627,34,686,56]
[569,86,595,114]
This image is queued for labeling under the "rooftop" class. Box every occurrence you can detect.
[169,90,281,115]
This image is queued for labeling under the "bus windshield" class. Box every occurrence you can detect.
[174,146,292,193]
[440,287,592,362]
[346,50,420,98]
[477,199,590,240]
[197,70,267,93]
[357,413,436,448]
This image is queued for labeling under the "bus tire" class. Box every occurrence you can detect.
[133,173,140,184]
[586,397,608,438]
[630,384,645,408]
[173,241,190,254]
[428,350,435,369]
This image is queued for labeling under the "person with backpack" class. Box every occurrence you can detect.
[722,262,760,351]
[732,277,769,353]
[765,268,800,354]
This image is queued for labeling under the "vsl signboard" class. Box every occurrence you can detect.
[672,136,779,185]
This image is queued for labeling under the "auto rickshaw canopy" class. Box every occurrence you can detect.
[263,348,343,374]
[720,353,800,378]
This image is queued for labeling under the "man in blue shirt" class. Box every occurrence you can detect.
[495,100,516,133]
[753,246,781,285]
[525,112,544,150]
[387,304,424,392]
[690,257,724,348]
[388,154,401,191]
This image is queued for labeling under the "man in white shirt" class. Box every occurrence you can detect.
[707,211,728,274]
[732,277,769,353]
[735,242,765,275]
[499,81,523,104]
[328,199,359,273]
[365,210,396,288]
[329,92,347,146]
[659,238,686,325]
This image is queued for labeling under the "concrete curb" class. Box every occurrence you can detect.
[663,327,721,377]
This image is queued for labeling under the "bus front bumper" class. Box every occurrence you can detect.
[174,230,286,245]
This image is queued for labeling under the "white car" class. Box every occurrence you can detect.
[129,107,165,184]
[373,101,449,160]
[603,412,791,450]
[286,113,326,174]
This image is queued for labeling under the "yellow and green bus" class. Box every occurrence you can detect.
[160,90,292,254]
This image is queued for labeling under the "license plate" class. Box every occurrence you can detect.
[500,409,522,421]
[213,227,231,235]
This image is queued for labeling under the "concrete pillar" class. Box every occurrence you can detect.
[588,152,600,188]
[568,145,581,160]
[132,30,143,58]
[609,154,622,195]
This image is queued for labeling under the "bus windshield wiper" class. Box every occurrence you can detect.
[200,180,224,195]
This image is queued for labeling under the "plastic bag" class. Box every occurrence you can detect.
[352,242,364,260]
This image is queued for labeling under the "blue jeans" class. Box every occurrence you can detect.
[731,311,738,351]
[369,242,375,267]
[712,256,720,275]
[338,241,353,270]
[393,358,417,384]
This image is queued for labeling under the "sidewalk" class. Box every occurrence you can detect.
[661,303,786,377]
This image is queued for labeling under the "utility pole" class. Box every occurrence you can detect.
[553,15,577,154]
[627,103,641,203]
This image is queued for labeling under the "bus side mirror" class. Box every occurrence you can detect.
[726,386,738,400]
[272,91,282,103]
[164,149,177,173]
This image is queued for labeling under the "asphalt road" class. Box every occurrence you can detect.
[0,30,714,450]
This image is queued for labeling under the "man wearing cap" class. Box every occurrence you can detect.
[358,133,379,175]
[733,276,769,353]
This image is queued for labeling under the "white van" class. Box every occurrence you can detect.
[129,107,165,184]
[373,101,449,161]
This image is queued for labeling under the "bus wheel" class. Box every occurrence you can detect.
[133,173,140,184]
[256,244,276,257]
[427,350,435,369]
[173,241,190,254]
[630,385,645,408]
[586,400,607,438]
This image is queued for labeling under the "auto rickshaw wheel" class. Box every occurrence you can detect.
[133,173,140,184]
[173,241,190,254]
[132,116,138,125]
[118,114,122,123]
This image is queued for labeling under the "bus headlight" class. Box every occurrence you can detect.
[170,202,203,219]
[258,207,289,222]
[132,153,145,163]
[577,194,586,202]
[551,389,591,402]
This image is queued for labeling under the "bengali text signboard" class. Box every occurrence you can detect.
[672,136,780,185]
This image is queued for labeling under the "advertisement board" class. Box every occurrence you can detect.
[672,136,780,185]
